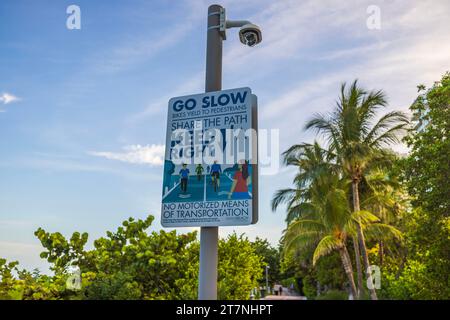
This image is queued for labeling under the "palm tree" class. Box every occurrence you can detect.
[304,80,409,299]
[273,146,358,297]
[274,145,402,299]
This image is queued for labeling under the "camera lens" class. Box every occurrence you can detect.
[245,32,257,46]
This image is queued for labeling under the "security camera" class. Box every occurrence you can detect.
[239,23,262,47]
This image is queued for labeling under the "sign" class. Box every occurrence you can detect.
[161,87,258,227]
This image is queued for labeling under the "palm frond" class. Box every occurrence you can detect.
[282,143,313,163]
[271,188,297,211]
[285,219,325,234]
[365,111,409,146]
[284,231,321,254]
[286,202,317,223]
[359,89,388,135]
[312,235,341,265]
[365,223,403,241]
[370,122,409,148]
[304,114,342,153]
[352,210,380,224]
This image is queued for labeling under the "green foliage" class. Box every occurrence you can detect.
[381,259,443,300]
[84,272,141,300]
[34,228,88,273]
[175,233,265,300]
[302,275,317,299]
[280,277,298,292]
[217,234,264,299]
[314,253,347,290]
[403,72,450,216]
[280,246,347,298]
[33,215,199,299]
[397,72,450,300]
[0,259,22,300]
[316,290,348,300]
[251,237,281,286]
[0,260,75,300]
[274,80,410,300]
[280,249,310,295]
[1,216,265,300]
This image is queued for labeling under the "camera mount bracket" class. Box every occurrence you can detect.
[208,8,252,41]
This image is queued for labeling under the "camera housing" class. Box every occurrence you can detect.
[238,23,262,47]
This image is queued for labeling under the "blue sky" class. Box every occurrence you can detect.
[1,0,449,272]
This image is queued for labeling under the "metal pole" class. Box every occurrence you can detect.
[265,266,269,293]
[198,4,223,300]
[205,4,222,92]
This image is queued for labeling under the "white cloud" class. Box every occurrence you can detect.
[258,0,450,130]
[0,92,20,104]
[89,144,165,166]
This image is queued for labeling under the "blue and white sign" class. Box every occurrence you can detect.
[161,87,257,227]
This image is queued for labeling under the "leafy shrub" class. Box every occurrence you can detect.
[316,290,348,300]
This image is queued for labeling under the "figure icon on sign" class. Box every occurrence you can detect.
[195,164,204,181]
[179,163,190,194]
[210,160,222,192]
[228,160,251,200]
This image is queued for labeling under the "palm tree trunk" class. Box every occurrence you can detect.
[378,205,384,266]
[352,179,378,300]
[352,236,363,298]
[339,245,358,299]
[379,240,384,266]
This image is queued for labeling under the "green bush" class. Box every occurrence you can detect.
[381,259,448,300]
[316,290,348,300]
[84,272,141,300]
[280,277,298,292]
[302,275,317,299]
